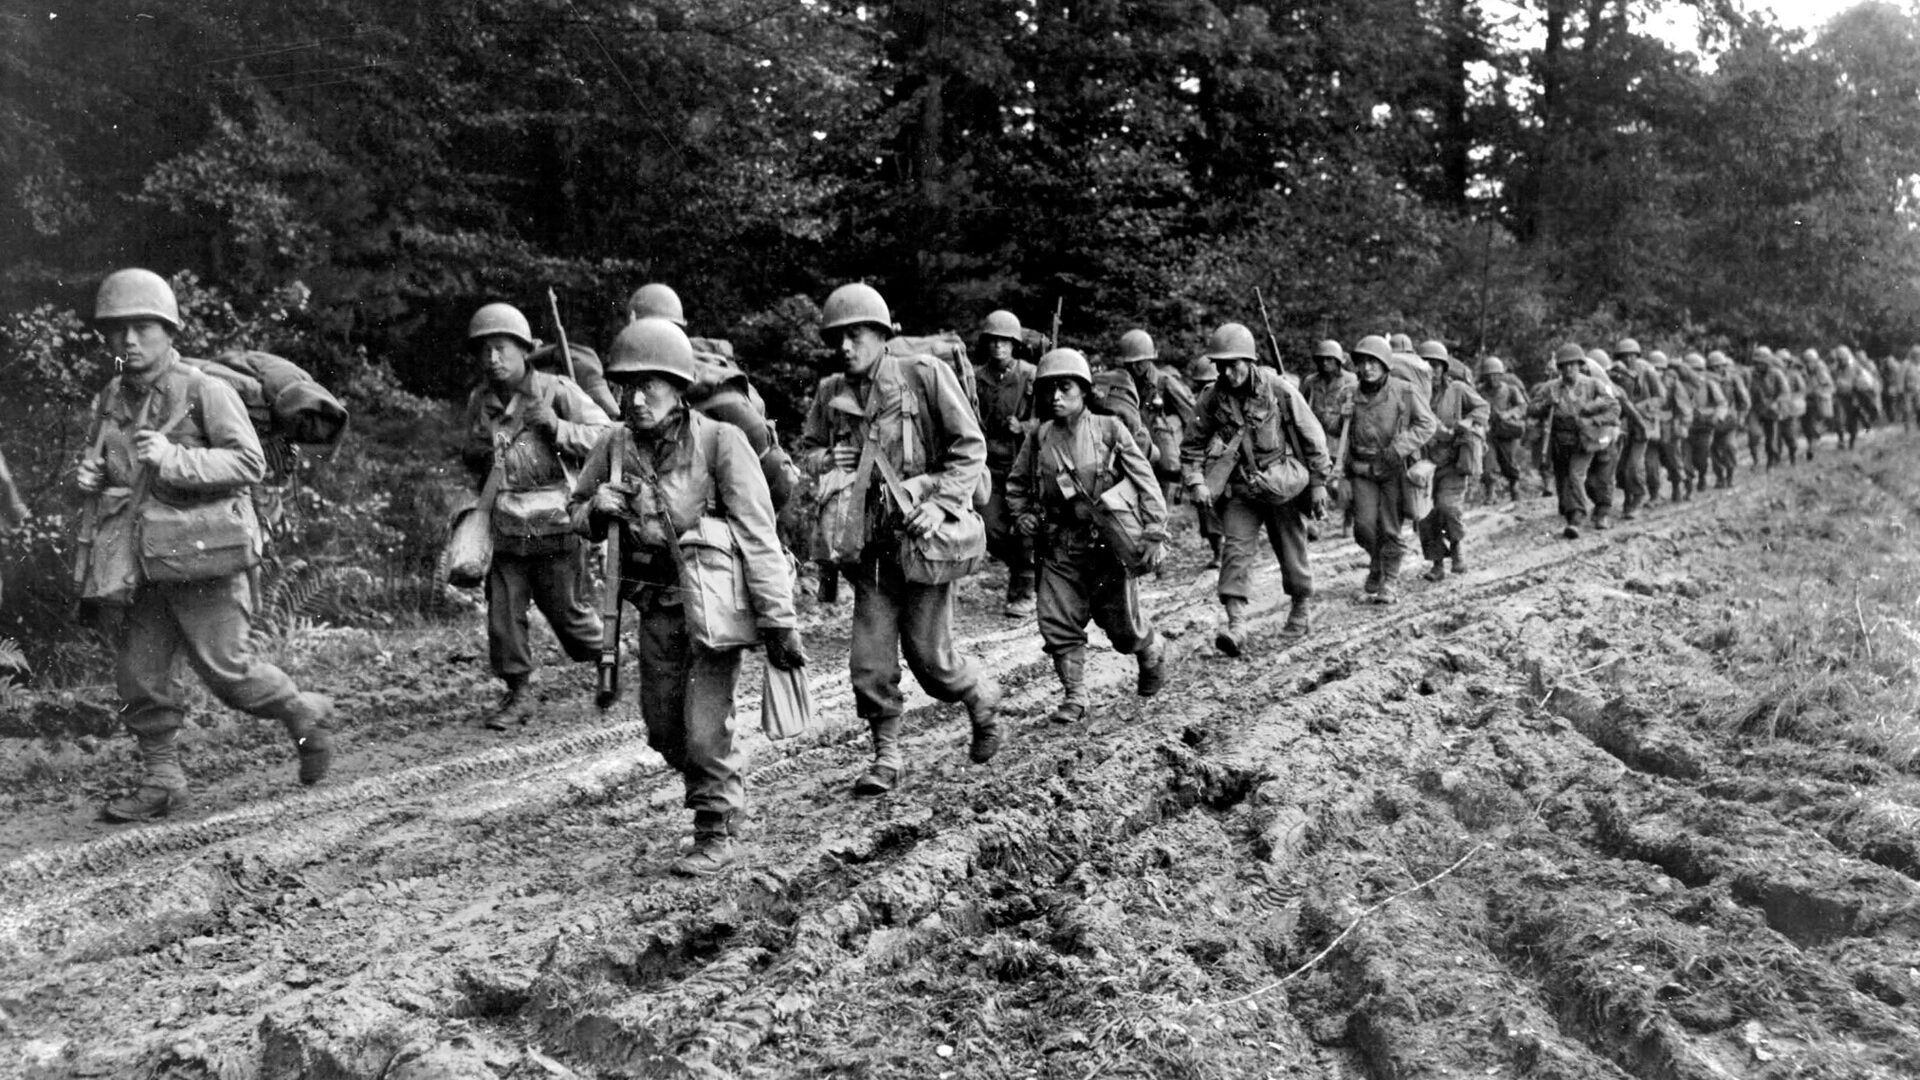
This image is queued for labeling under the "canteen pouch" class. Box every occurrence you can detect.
[492,486,572,539]
[138,493,258,583]
[899,503,988,585]
[808,467,864,564]
[1092,476,1155,576]
[676,516,759,650]
[1248,454,1311,508]
[1403,459,1437,523]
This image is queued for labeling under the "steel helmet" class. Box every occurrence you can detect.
[1186,356,1218,383]
[1117,328,1157,363]
[1615,337,1642,357]
[979,309,1023,341]
[1416,339,1449,361]
[627,283,687,327]
[1707,350,1731,367]
[1751,346,1775,364]
[1684,352,1707,371]
[1034,347,1093,387]
[1205,322,1258,361]
[1554,343,1587,366]
[820,283,892,343]
[1388,333,1414,353]
[1314,339,1345,360]
[1480,357,1506,376]
[1832,345,1854,363]
[468,303,535,349]
[1352,335,1392,363]
[606,317,697,385]
[1585,348,1612,370]
[1800,348,1818,364]
[94,268,181,330]
[1649,350,1671,369]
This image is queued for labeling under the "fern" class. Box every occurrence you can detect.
[250,561,325,646]
[0,637,28,680]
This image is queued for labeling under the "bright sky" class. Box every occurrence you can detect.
[1755,0,1874,33]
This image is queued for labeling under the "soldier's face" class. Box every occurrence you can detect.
[1223,359,1252,388]
[1356,357,1386,386]
[475,335,528,387]
[621,375,684,431]
[1045,378,1086,419]
[988,338,1014,365]
[1558,362,1582,383]
[99,318,172,379]
[838,325,886,379]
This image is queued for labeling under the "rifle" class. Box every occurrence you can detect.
[69,423,112,592]
[1050,298,1063,350]
[594,427,625,709]
[1254,287,1284,371]
[547,287,578,382]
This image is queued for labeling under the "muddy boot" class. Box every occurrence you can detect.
[853,717,904,797]
[1591,509,1611,532]
[1049,649,1089,723]
[1506,480,1518,502]
[102,730,192,823]
[1213,598,1249,657]
[1135,633,1166,696]
[1279,597,1310,642]
[1423,560,1447,583]
[1480,479,1495,505]
[1002,571,1036,619]
[670,811,737,877]
[1363,568,1382,598]
[1375,574,1400,606]
[485,675,532,731]
[277,692,338,787]
[963,678,1005,763]
[816,564,839,605]
[1205,535,1222,570]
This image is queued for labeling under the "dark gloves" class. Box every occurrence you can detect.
[762,626,809,670]
[522,398,559,436]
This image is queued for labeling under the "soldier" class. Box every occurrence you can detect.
[1182,323,1332,649]
[572,319,803,876]
[1749,348,1792,468]
[974,310,1038,617]
[1611,339,1657,520]
[459,302,613,728]
[1703,352,1746,487]
[1800,348,1834,458]
[1777,348,1808,464]
[1340,335,1435,604]
[1635,350,1675,506]
[1007,348,1169,723]
[1416,341,1488,581]
[1530,343,1620,539]
[1578,350,1626,525]
[798,284,1003,796]
[1677,352,1725,487]
[1477,357,1527,503]
[1183,354,1225,566]
[1119,330,1196,511]
[1655,348,1699,499]
[1302,339,1357,528]
[74,269,336,822]
[1830,346,1873,450]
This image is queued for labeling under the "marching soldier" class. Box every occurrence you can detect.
[1611,339,1657,519]
[1007,348,1169,723]
[1477,357,1527,502]
[1301,340,1356,529]
[75,269,337,822]
[974,309,1039,617]
[798,284,1003,796]
[1119,329,1197,515]
[1799,348,1835,458]
[1582,350,1626,525]
[1182,323,1332,651]
[572,318,805,876]
[1416,341,1488,581]
[1530,343,1620,539]
[1703,351,1747,487]
[459,302,613,728]
[1182,353,1225,566]
[1342,335,1435,603]
[1678,352,1726,487]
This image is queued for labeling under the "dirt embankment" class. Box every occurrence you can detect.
[5,432,1920,1080]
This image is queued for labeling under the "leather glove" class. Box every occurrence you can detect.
[522,398,559,436]
[1016,512,1040,537]
[1308,483,1330,519]
[762,626,809,670]
[1188,480,1212,506]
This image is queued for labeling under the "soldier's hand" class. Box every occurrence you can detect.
[1141,539,1166,573]
[762,626,809,670]
[831,444,860,471]
[522,398,560,436]
[1308,483,1331,519]
[904,501,943,539]
[1016,512,1040,537]
[76,459,104,494]
[133,431,173,467]
[1188,481,1212,505]
[591,483,628,519]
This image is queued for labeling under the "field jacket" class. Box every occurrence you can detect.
[1006,408,1168,543]
[1181,367,1333,493]
[975,357,1035,475]
[1529,373,1620,451]
[1427,372,1490,476]
[1344,376,1437,480]
[461,370,612,554]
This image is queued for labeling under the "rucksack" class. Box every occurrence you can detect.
[886,333,978,413]
[187,351,350,481]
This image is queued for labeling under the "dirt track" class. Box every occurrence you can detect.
[6,432,1920,1080]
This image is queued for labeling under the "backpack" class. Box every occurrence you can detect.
[886,333,977,413]
[187,351,350,481]
[1089,369,1149,451]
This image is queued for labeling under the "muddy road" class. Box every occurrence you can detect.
[5,432,1920,1080]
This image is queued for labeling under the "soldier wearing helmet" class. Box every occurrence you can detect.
[75,269,338,822]
[1006,348,1169,723]
[1476,356,1528,502]
[570,318,802,876]
[1115,329,1202,558]
[1797,347,1835,457]
[1415,341,1489,582]
[1301,339,1357,531]
[1182,322,1334,645]
[459,301,614,728]
[1829,346,1874,450]
[1528,342,1621,539]
[1609,338,1659,521]
[973,309,1039,617]
[798,283,1002,796]
[1341,335,1437,603]
[1747,347,1797,468]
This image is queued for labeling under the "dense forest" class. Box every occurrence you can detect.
[2,0,1919,662]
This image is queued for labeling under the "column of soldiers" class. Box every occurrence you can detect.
[60,268,1920,876]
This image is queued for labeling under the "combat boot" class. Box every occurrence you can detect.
[1363,568,1382,597]
[485,675,532,731]
[963,678,1004,763]
[1003,571,1036,619]
[1506,480,1518,502]
[101,730,192,823]
[1279,597,1311,642]
[1049,649,1089,723]
[670,811,737,877]
[277,692,337,786]
[1591,509,1611,531]
[1375,574,1400,606]
[1213,598,1249,657]
[1205,535,1222,570]
[1450,547,1468,575]
[1136,633,1166,696]
[853,716,903,796]
[1423,560,1447,583]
